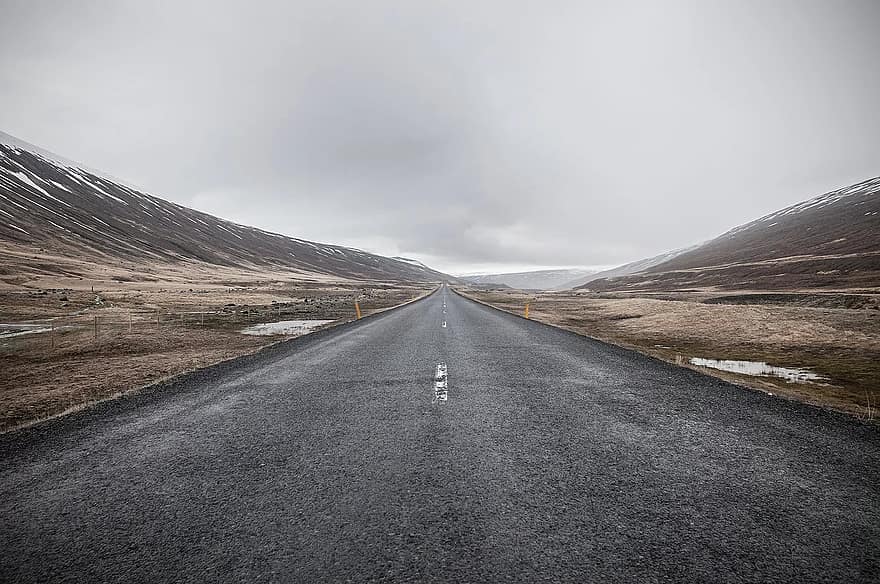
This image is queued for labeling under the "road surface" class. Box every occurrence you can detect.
[2,285,879,582]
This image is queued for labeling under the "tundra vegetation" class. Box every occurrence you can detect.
[461,287,880,420]
[0,276,432,432]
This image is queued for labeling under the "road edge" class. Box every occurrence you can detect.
[451,287,877,425]
[1,285,442,437]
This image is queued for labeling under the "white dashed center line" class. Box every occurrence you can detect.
[433,362,448,403]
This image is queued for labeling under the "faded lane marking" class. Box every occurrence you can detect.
[433,362,448,403]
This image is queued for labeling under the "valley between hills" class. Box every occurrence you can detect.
[1,130,878,427]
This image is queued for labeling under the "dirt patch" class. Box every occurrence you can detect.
[461,287,880,420]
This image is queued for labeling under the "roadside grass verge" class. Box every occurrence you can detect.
[0,282,434,432]
[459,287,879,420]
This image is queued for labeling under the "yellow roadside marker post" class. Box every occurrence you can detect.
[355,301,362,320]
[524,303,530,319]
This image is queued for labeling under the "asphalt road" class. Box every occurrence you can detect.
[2,285,879,583]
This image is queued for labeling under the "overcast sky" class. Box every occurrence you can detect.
[2,0,878,274]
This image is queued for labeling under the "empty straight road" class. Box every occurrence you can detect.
[2,285,879,583]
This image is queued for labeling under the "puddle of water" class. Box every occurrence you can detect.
[240,319,334,336]
[0,323,52,339]
[688,357,826,383]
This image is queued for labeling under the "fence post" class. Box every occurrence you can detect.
[355,301,362,320]
[94,315,98,339]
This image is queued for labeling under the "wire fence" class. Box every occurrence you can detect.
[1,302,364,349]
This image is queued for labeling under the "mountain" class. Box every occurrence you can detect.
[392,256,432,270]
[0,131,448,285]
[580,176,880,292]
[462,268,597,291]
[558,245,700,289]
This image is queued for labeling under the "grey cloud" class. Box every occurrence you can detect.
[2,0,879,273]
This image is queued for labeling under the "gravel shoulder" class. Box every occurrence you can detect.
[458,287,880,419]
[0,280,433,431]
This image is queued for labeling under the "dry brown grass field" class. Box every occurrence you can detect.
[459,287,880,420]
[0,274,433,432]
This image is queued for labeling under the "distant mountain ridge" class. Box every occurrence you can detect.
[580,176,880,291]
[558,246,700,289]
[462,268,597,291]
[0,131,448,284]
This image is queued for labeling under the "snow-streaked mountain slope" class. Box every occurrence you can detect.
[0,132,448,283]
[580,177,880,291]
